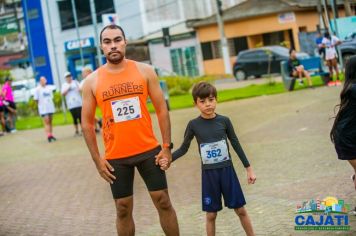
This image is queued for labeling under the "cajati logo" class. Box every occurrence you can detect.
[294,197,351,231]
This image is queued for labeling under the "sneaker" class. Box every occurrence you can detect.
[327,81,335,87]
[335,80,342,86]
[48,136,57,142]
[95,128,100,133]
[74,131,82,137]
[10,129,17,133]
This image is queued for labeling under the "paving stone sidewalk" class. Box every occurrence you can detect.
[0,85,355,235]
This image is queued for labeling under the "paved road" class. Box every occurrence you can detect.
[0,85,355,235]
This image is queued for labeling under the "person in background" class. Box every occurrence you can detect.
[330,56,356,190]
[315,31,325,59]
[34,76,57,142]
[322,31,342,86]
[1,77,17,133]
[79,67,101,133]
[0,84,6,136]
[61,72,83,136]
[288,49,313,88]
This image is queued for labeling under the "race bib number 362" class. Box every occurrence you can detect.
[200,140,230,165]
[111,97,142,123]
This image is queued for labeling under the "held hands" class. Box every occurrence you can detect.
[246,166,256,185]
[155,148,172,171]
[95,158,116,184]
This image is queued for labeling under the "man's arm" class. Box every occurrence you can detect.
[61,83,70,96]
[81,73,115,184]
[140,63,172,166]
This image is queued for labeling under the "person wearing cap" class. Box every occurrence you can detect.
[79,67,101,133]
[34,76,57,142]
[61,72,83,136]
[1,77,17,133]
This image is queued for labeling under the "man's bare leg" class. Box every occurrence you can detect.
[115,196,135,236]
[150,189,179,236]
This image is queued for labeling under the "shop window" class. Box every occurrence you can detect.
[58,0,114,30]
[228,36,248,56]
[170,47,199,76]
[201,41,221,60]
[299,26,307,32]
[262,31,285,46]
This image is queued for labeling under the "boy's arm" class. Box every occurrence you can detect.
[172,121,194,162]
[225,118,250,168]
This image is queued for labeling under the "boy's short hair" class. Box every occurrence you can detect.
[192,82,217,103]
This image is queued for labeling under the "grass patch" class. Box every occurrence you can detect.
[15,75,339,130]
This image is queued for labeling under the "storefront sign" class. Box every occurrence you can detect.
[64,37,94,51]
[102,13,120,26]
[278,12,295,24]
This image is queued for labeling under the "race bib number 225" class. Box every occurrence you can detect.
[111,97,142,123]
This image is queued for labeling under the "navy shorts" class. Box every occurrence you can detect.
[202,165,246,212]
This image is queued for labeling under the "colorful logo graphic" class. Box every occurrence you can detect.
[295,197,351,231]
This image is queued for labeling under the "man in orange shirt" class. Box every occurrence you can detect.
[81,25,179,235]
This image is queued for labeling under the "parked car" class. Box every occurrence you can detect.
[339,31,356,65]
[12,79,36,103]
[232,46,310,81]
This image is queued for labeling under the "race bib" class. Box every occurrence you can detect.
[200,140,230,165]
[111,96,142,123]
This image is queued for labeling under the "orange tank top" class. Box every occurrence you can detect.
[95,60,159,159]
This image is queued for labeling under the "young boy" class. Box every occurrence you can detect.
[158,81,256,236]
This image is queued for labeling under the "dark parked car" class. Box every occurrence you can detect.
[339,32,356,65]
[232,46,309,81]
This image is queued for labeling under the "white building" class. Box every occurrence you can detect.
[39,0,244,87]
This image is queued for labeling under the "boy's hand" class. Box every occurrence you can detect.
[158,158,169,170]
[246,166,256,184]
[155,148,172,170]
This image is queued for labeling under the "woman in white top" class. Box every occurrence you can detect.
[322,31,341,85]
[34,76,56,142]
[61,72,83,136]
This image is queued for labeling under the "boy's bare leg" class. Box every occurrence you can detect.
[234,207,255,236]
[206,212,217,236]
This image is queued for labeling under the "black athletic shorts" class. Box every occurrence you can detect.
[4,101,16,112]
[0,105,4,112]
[69,107,82,125]
[107,146,167,199]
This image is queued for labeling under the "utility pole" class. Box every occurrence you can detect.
[71,0,85,68]
[45,0,67,119]
[89,0,103,67]
[330,0,343,70]
[321,0,331,29]
[215,0,232,75]
[317,0,326,31]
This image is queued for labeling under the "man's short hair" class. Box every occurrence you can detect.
[192,82,217,103]
[100,24,126,43]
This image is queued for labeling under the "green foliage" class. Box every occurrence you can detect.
[0,70,11,84]
[161,76,193,95]
[53,91,62,111]
[160,75,220,96]
[15,101,37,118]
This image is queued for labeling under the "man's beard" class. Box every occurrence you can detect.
[106,52,124,64]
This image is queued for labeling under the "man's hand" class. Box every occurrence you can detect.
[155,148,172,170]
[95,158,116,184]
[246,166,256,184]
